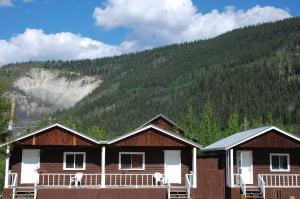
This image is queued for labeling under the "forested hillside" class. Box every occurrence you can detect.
[1,17,300,145]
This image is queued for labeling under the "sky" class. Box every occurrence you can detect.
[0,0,299,65]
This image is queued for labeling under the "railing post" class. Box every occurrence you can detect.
[4,146,10,188]
[101,146,106,188]
[192,147,197,188]
[230,149,234,187]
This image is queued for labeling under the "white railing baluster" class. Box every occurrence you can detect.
[258,175,266,199]
[256,174,300,188]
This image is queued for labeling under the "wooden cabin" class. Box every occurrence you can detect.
[2,115,201,199]
[202,126,300,199]
[3,114,299,199]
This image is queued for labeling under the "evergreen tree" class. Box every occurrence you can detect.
[265,112,273,125]
[225,111,240,137]
[88,126,108,140]
[199,101,220,146]
[0,83,9,188]
[179,105,199,140]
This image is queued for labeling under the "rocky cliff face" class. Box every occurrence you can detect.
[12,68,102,128]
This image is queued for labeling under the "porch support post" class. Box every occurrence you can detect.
[230,148,234,188]
[4,145,10,188]
[101,146,106,188]
[192,147,197,188]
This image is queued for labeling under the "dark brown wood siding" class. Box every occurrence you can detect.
[193,157,225,199]
[150,117,175,132]
[106,147,192,185]
[238,130,300,148]
[3,188,166,199]
[265,188,300,199]
[10,146,101,185]
[225,186,240,199]
[112,128,188,147]
[18,127,97,147]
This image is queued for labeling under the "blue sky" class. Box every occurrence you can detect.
[0,0,299,65]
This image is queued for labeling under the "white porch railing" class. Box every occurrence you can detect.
[38,173,167,188]
[8,172,18,199]
[259,174,300,188]
[34,179,38,199]
[185,174,193,199]
[233,173,241,186]
[39,173,101,187]
[258,175,265,199]
[8,172,18,187]
[105,173,165,187]
[166,180,171,199]
[233,174,246,196]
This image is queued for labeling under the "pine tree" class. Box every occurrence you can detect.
[89,126,107,140]
[225,111,240,137]
[0,83,9,142]
[179,105,199,140]
[199,100,219,146]
[0,83,9,188]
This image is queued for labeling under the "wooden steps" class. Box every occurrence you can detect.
[14,187,35,199]
[245,186,263,199]
[169,186,189,199]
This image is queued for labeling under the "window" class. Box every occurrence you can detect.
[270,153,290,172]
[63,152,86,170]
[119,152,145,170]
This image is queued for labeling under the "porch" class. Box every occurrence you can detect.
[7,172,195,199]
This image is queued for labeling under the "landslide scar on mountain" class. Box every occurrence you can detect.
[12,68,102,127]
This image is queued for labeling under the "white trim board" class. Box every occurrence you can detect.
[109,124,201,148]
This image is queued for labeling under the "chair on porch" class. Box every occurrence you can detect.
[154,172,164,186]
[69,173,83,188]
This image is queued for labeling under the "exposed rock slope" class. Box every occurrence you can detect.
[12,68,102,127]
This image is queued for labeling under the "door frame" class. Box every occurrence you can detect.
[164,150,181,184]
[236,150,253,184]
[21,149,40,184]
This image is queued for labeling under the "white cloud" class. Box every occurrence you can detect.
[93,0,291,46]
[0,29,137,65]
[0,0,13,7]
[0,1,293,65]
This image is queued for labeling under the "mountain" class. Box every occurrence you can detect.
[0,17,299,139]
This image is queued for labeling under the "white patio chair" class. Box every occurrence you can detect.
[70,172,83,188]
[153,172,164,186]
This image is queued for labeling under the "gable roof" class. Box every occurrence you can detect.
[202,126,300,152]
[1,123,102,146]
[136,114,178,130]
[109,124,202,148]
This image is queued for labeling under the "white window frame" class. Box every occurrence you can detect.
[270,153,290,172]
[119,152,145,170]
[63,152,86,170]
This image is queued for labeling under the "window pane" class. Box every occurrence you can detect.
[280,156,288,170]
[66,154,74,168]
[75,154,84,169]
[272,156,279,170]
[121,154,131,169]
[132,154,143,169]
